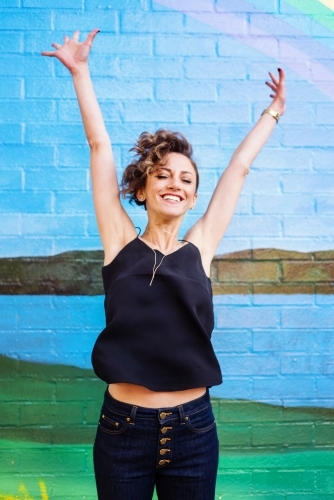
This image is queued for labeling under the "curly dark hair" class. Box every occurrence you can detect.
[120,129,199,207]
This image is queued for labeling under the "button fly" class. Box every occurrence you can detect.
[161,426,172,434]
[159,448,170,456]
[158,459,170,466]
[160,437,171,445]
[160,411,172,419]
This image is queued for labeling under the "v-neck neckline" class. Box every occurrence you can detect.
[138,236,189,257]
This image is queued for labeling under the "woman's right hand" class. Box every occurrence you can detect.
[41,29,100,74]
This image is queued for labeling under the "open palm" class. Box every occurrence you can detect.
[41,29,99,73]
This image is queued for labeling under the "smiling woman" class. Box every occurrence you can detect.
[41,28,286,500]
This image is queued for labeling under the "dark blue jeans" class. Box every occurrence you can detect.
[93,389,219,500]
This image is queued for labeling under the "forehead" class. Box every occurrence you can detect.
[158,152,195,174]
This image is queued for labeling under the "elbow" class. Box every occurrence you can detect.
[87,134,110,151]
[230,159,250,177]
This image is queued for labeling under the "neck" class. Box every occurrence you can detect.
[142,222,181,253]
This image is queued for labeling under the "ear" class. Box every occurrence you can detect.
[136,189,145,202]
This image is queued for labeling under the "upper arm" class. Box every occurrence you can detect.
[89,139,137,263]
[185,161,248,273]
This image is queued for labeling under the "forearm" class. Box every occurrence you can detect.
[71,63,109,146]
[229,108,281,173]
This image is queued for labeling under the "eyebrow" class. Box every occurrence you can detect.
[157,167,195,176]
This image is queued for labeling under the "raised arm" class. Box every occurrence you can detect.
[187,68,286,274]
[42,30,136,264]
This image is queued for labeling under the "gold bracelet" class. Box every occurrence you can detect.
[261,108,280,123]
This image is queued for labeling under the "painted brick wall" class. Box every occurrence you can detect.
[1,0,334,499]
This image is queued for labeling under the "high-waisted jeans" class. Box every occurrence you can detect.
[93,389,219,500]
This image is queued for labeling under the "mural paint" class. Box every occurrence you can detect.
[0,0,334,498]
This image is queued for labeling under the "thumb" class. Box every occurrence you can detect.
[85,28,100,47]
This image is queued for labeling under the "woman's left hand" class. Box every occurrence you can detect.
[266,68,286,116]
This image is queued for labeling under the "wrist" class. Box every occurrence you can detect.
[71,62,89,79]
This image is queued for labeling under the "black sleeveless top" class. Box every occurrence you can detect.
[91,237,222,391]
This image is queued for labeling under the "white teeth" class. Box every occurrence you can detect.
[163,195,181,202]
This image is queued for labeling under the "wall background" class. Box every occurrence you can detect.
[0,0,334,498]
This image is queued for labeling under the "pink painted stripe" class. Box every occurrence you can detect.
[155,0,334,100]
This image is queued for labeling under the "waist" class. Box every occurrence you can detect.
[108,383,206,408]
[105,386,211,416]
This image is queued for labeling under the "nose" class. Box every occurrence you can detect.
[167,175,181,190]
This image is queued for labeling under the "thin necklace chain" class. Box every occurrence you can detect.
[145,227,175,286]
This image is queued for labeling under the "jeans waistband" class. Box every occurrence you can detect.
[103,388,211,424]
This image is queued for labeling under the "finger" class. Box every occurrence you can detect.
[265,81,276,91]
[64,35,69,43]
[72,30,80,41]
[51,42,62,50]
[85,28,100,47]
[277,67,286,84]
[270,94,275,98]
[269,71,279,86]
[41,51,56,57]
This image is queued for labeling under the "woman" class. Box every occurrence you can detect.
[42,29,286,500]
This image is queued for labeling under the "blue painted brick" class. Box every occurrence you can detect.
[26,31,69,54]
[25,125,86,145]
[216,305,279,328]
[216,353,279,375]
[311,149,334,170]
[218,34,278,58]
[1,100,56,123]
[0,124,22,144]
[0,145,55,167]
[0,192,51,213]
[155,80,216,101]
[87,216,99,236]
[253,377,316,399]
[119,57,183,78]
[0,0,20,6]
[212,330,252,353]
[0,32,21,53]
[252,294,313,305]
[171,125,220,145]
[94,79,153,100]
[86,0,144,9]
[0,237,53,256]
[253,330,313,352]
[188,12,248,36]
[213,295,252,306]
[316,103,334,124]
[0,54,48,76]
[225,215,281,237]
[255,148,312,170]
[317,378,334,399]
[122,102,186,123]
[282,174,334,193]
[316,195,334,214]
[55,193,94,214]
[281,355,334,375]
[210,377,253,399]
[0,77,22,98]
[255,102,313,125]
[152,0,214,12]
[26,78,75,99]
[93,34,152,55]
[0,215,20,235]
[253,194,314,215]
[21,215,86,236]
[23,0,82,7]
[282,307,334,329]
[282,82,330,103]
[54,12,117,32]
[217,0,278,14]
[57,145,90,167]
[218,81,277,103]
[0,11,52,30]
[249,13,310,36]
[215,237,252,255]
[283,127,334,147]
[184,16,222,34]
[53,237,102,254]
[190,103,251,124]
[155,36,216,56]
[121,12,183,32]
[220,125,281,148]
[0,170,22,190]
[25,169,88,191]
[284,216,334,237]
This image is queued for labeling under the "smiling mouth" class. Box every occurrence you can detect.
[162,195,182,202]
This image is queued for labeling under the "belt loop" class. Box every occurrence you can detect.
[178,404,185,424]
[130,405,137,424]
